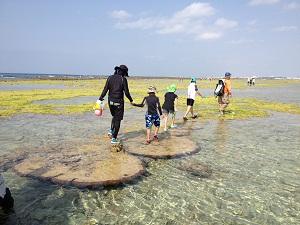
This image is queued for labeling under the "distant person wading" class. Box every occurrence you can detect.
[218,72,232,115]
[98,65,134,144]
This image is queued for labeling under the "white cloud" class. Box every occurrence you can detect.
[284,2,300,10]
[273,25,298,32]
[110,10,131,20]
[173,2,215,19]
[215,18,238,29]
[249,0,280,6]
[111,2,237,41]
[197,32,222,40]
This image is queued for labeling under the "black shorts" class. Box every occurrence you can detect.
[109,101,124,120]
[162,108,175,114]
[187,98,195,106]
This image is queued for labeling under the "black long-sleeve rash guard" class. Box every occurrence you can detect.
[99,74,133,103]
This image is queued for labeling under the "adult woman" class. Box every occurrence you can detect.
[98,65,134,144]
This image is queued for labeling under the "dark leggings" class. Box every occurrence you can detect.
[111,117,121,139]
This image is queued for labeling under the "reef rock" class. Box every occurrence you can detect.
[14,138,145,188]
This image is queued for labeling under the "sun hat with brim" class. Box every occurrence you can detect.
[191,77,196,83]
[115,64,129,77]
[0,174,6,198]
[147,86,157,93]
[167,84,177,93]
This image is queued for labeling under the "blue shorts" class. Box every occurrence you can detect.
[145,114,160,129]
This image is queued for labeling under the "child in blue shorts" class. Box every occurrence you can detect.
[132,86,162,144]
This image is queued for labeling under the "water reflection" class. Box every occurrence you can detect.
[215,119,227,154]
[0,85,300,224]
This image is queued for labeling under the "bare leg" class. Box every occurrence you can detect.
[171,113,176,126]
[146,128,151,142]
[154,126,160,136]
[163,114,168,131]
[184,106,192,118]
[190,106,194,117]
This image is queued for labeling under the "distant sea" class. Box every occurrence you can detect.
[0,73,102,80]
[0,72,299,80]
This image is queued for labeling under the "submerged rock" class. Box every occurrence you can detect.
[178,161,212,178]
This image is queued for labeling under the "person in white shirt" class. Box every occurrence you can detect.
[252,77,256,86]
[183,77,204,120]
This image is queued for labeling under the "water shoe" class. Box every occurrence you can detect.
[111,138,120,144]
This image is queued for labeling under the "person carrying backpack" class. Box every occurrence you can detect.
[98,65,134,144]
[217,72,232,115]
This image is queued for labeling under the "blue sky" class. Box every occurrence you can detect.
[0,0,299,77]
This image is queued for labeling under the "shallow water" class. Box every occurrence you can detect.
[1,84,300,225]
[233,85,300,105]
[33,96,97,105]
[0,83,66,91]
[179,85,300,105]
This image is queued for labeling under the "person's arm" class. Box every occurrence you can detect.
[132,97,146,107]
[99,77,110,101]
[157,97,162,116]
[227,80,232,96]
[195,85,204,97]
[123,78,133,103]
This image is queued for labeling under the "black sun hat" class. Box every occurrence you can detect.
[115,64,129,77]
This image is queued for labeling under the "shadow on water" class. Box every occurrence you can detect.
[0,172,83,225]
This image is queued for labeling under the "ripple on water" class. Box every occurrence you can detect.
[0,110,300,224]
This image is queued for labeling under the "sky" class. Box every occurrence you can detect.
[0,0,300,77]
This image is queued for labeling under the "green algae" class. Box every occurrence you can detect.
[1,79,300,119]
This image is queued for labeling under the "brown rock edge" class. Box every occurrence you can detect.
[13,141,145,188]
[124,131,200,159]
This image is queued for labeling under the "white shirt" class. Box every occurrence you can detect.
[187,83,197,100]
[0,174,6,198]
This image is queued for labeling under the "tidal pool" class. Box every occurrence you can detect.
[0,85,300,225]
[0,83,67,91]
[33,96,97,105]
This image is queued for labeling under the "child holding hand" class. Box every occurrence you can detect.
[132,86,162,144]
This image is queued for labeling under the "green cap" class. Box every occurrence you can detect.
[167,84,177,93]
[191,77,196,83]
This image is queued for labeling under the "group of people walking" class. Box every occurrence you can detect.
[98,65,232,144]
[247,77,256,86]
